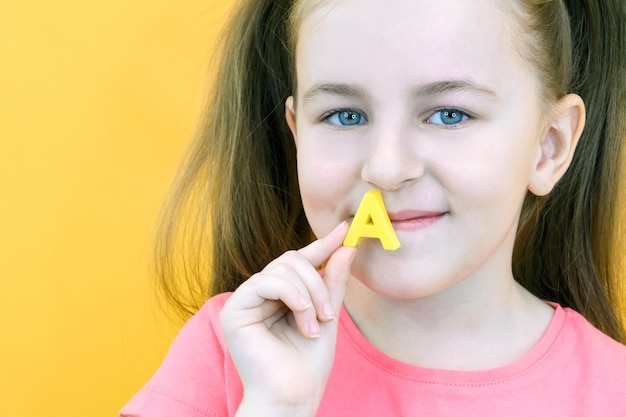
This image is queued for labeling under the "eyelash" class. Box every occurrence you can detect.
[321,108,368,127]
[320,107,473,128]
[424,108,472,128]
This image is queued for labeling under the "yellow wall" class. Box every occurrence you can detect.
[0,1,233,415]
[2,2,625,416]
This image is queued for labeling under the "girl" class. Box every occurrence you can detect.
[122,0,626,415]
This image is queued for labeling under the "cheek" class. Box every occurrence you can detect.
[436,125,538,199]
[456,150,537,220]
[296,142,358,235]
[298,150,340,193]
[296,136,359,193]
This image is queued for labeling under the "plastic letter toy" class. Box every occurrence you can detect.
[343,190,401,250]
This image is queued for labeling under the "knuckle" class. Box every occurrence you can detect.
[270,262,293,278]
[281,250,302,263]
[244,271,264,286]
[265,250,301,272]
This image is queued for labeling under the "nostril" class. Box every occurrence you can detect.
[361,153,425,191]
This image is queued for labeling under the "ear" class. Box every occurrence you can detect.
[285,96,297,141]
[528,93,585,196]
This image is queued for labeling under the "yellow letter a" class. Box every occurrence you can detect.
[343,190,401,250]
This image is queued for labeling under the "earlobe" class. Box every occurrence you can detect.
[528,94,586,196]
[285,96,297,140]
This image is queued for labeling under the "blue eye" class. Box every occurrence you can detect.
[325,110,367,126]
[427,109,469,126]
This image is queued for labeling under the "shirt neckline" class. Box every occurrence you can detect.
[338,301,566,386]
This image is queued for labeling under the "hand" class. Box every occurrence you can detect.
[220,222,356,417]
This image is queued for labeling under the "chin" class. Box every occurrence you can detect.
[351,265,442,301]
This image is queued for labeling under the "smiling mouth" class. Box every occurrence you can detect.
[387,211,447,231]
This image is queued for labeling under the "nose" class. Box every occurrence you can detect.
[361,127,425,191]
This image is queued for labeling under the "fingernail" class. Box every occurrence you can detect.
[332,221,347,234]
[309,320,321,338]
[322,301,335,320]
[298,294,312,310]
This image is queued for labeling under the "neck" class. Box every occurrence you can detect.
[343,270,554,371]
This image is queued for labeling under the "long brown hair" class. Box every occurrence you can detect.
[511,0,626,343]
[154,0,626,343]
[153,0,310,318]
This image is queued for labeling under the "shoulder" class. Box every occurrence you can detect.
[120,293,239,417]
[193,292,232,333]
[560,306,626,359]
[557,306,626,389]
[157,292,232,365]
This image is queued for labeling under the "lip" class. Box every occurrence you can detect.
[387,210,447,231]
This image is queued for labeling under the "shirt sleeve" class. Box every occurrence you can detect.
[120,293,241,417]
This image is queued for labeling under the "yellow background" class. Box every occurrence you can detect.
[1,1,624,416]
[0,0,233,415]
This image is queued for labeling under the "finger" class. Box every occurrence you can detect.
[251,275,321,339]
[266,251,335,322]
[297,221,350,268]
[224,272,320,339]
[322,246,357,315]
[225,273,309,317]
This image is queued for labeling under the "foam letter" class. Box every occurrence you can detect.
[343,190,401,250]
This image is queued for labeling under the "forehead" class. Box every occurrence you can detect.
[295,0,528,94]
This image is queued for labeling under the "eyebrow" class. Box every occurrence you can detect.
[301,79,499,104]
[410,80,499,101]
[302,83,369,104]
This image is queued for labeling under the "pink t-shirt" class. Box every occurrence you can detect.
[121,293,626,416]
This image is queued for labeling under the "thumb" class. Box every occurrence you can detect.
[322,245,357,314]
[298,222,350,268]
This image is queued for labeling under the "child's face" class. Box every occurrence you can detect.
[288,0,548,298]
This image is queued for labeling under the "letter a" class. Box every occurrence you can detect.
[343,190,401,250]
